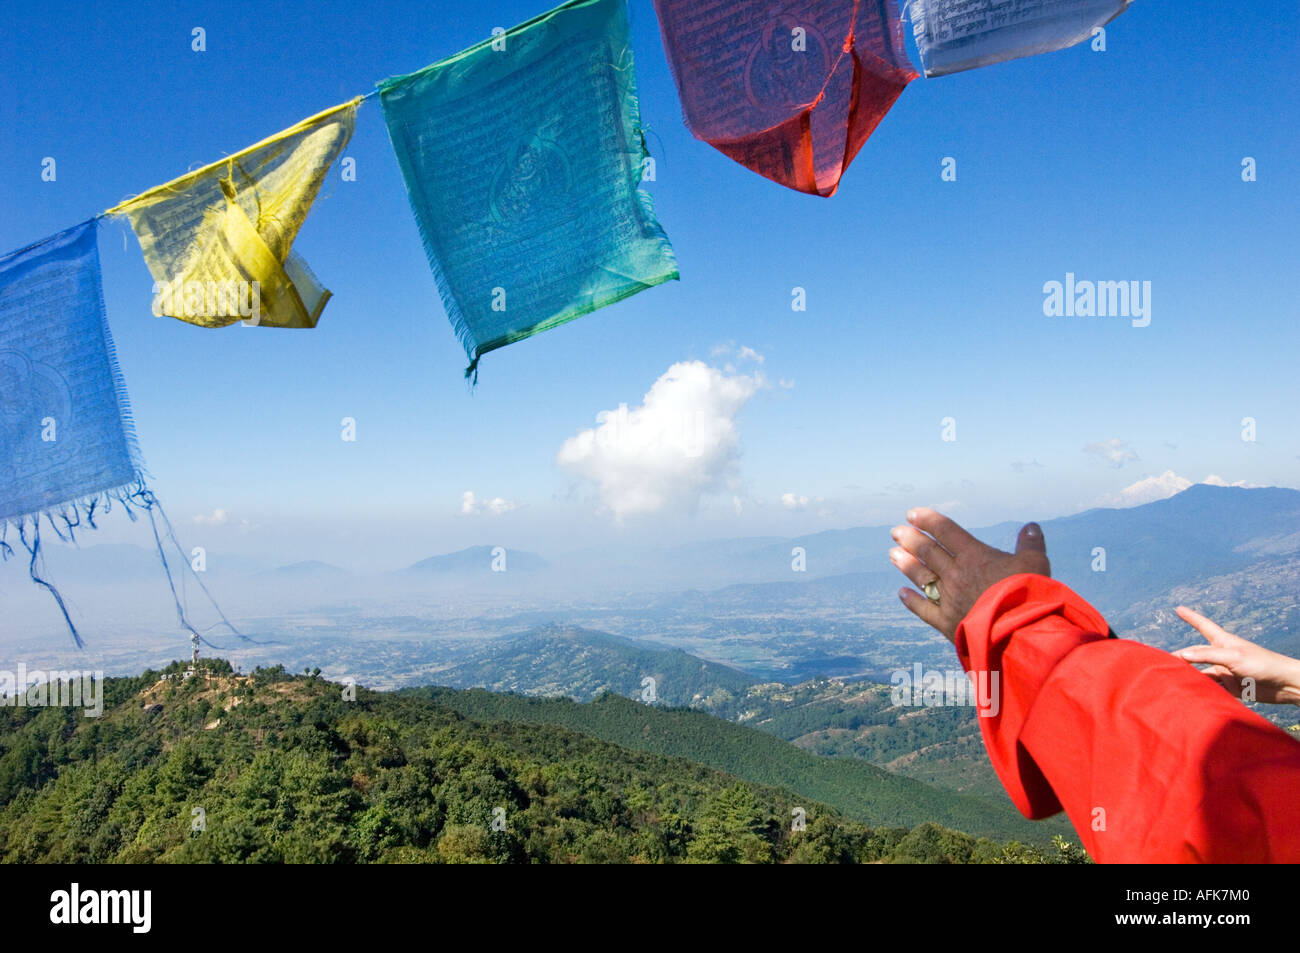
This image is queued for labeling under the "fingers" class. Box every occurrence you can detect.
[898,587,951,640]
[1175,606,1238,647]
[891,524,956,576]
[1015,522,1046,557]
[1170,648,1244,695]
[1171,645,1239,668]
[1014,521,1051,576]
[890,546,937,590]
[906,508,983,560]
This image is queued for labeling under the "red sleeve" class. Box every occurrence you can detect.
[955,573,1300,863]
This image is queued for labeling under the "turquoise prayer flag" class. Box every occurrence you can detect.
[378,0,679,379]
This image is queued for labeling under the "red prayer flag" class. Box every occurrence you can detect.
[654,0,917,196]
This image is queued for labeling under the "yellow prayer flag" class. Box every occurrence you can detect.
[108,99,359,329]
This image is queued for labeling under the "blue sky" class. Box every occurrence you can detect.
[2,0,1297,571]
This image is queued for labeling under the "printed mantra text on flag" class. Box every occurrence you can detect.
[907,0,1130,77]
[654,0,917,196]
[378,0,679,378]
[109,100,359,329]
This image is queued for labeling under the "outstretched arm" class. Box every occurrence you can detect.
[957,574,1300,863]
[1172,606,1300,705]
[888,508,1300,863]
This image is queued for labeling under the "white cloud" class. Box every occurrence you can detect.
[1010,459,1044,473]
[461,491,518,516]
[781,492,810,510]
[710,342,764,364]
[557,360,763,519]
[1203,474,1257,489]
[1084,438,1139,468]
[709,342,765,373]
[1101,470,1190,506]
[193,508,229,526]
[1097,470,1256,507]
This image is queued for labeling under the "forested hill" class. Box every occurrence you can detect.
[412,686,1073,844]
[0,660,1085,863]
[429,623,757,705]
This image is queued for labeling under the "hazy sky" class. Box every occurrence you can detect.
[2,0,1297,572]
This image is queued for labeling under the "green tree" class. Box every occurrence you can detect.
[686,784,772,864]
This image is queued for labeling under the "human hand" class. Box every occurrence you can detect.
[889,508,1051,643]
[1172,606,1300,705]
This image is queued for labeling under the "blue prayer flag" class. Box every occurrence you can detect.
[0,220,143,529]
[0,221,243,649]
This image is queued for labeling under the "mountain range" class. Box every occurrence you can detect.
[17,484,1299,605]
